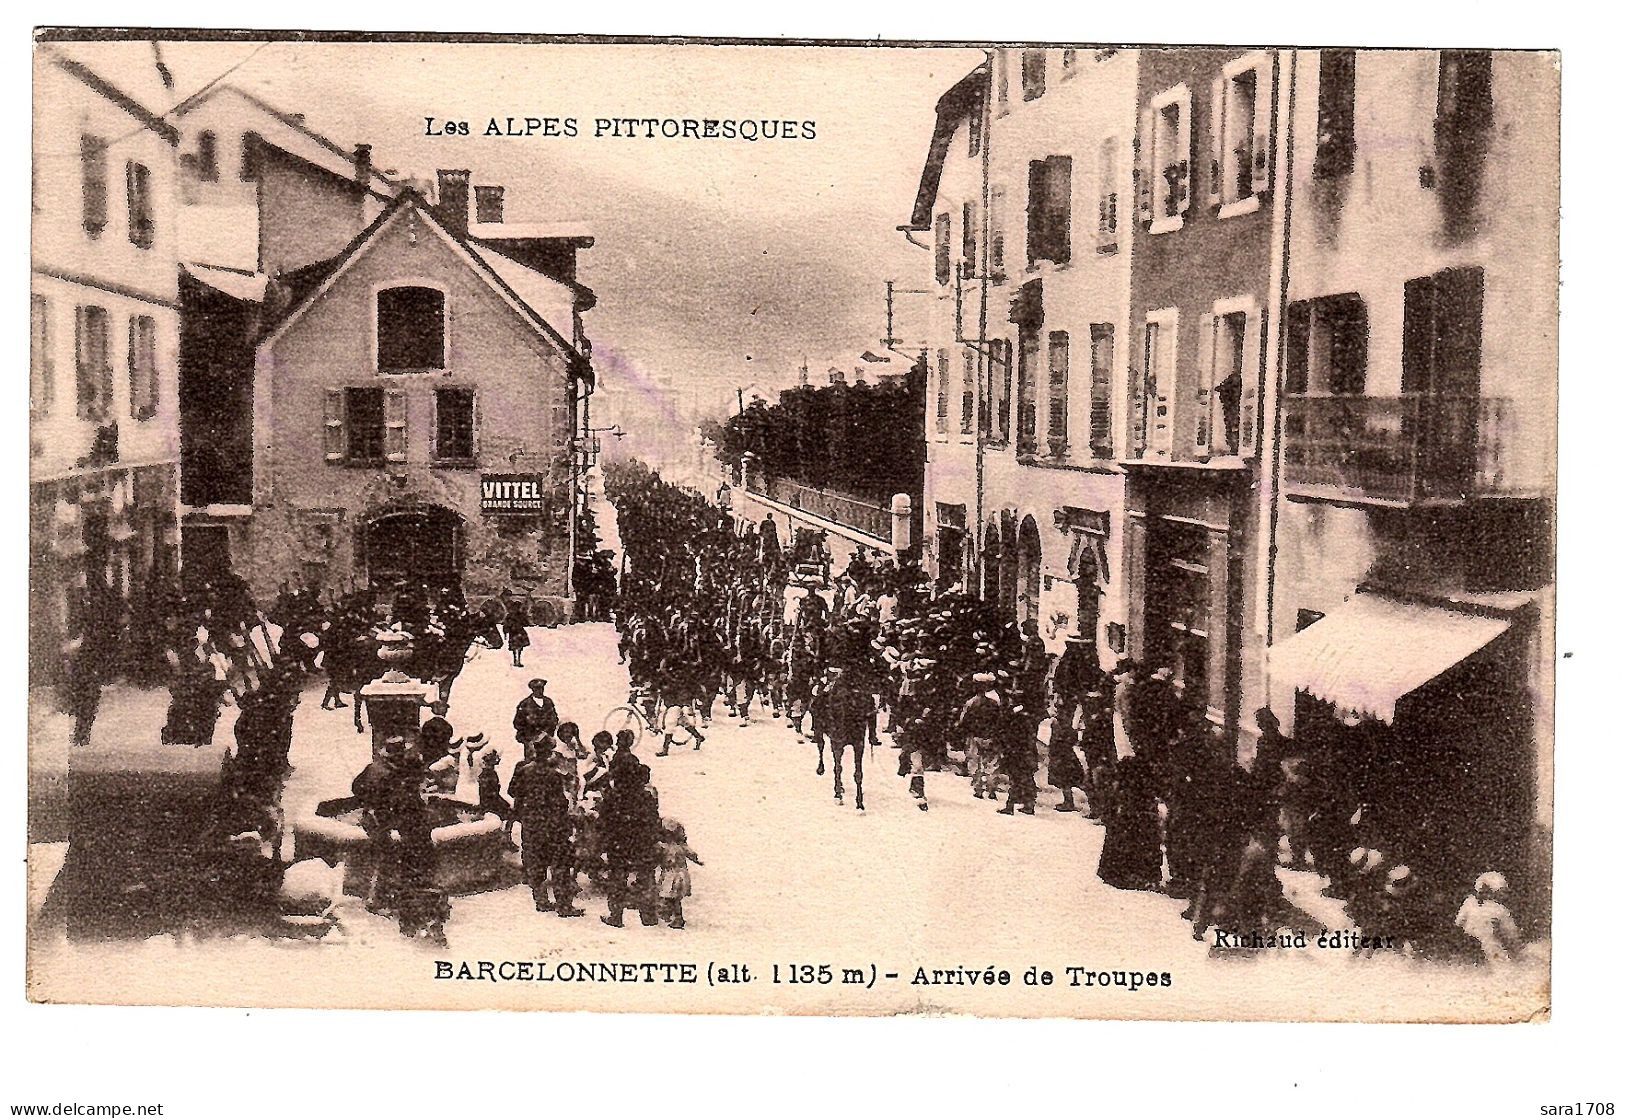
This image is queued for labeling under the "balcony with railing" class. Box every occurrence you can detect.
[755,474,892,541]
[1281,393,1530,505]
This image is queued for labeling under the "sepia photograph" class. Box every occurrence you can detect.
[24,26,1562,1034]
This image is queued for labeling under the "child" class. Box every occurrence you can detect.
[1455,871,1523,966]
[476,748,515,846]
[656,819,703,929]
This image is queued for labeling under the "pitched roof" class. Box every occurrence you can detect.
[176,83,397,197]
[906,64,989,231]
[260,191,588,373]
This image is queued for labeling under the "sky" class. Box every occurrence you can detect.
[155,38,983,467]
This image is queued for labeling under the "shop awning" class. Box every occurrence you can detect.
[1269,593,1510,724]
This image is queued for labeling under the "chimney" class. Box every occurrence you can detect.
[353,144,373,190]
[474,184,505,224]
[435,169,471,237]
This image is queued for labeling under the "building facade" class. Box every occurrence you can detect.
[1265,50,1558,896]
[912,48,1140,659]
[906,48,1558,894]
[245,187,593,613]
[31,42,183,686]
[1122,47,1286,754]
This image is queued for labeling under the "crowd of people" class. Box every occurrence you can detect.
[604,459,1526,965]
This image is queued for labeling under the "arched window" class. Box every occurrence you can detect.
[376,286,446,372]
[197,131,218,182]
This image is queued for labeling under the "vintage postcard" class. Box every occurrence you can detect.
[26,30,1556,1021]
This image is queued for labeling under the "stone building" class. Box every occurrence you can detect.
[244,181,595,614]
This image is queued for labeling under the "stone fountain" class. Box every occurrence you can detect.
[359,627,436,759]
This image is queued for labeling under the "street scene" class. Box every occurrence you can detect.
[27,35,1555,1021]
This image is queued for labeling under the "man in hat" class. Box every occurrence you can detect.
[599,760,661,927]
[513,678,559,751]
[958,673,1003,799]
[419,699,456,767]
[350,735,434,913]
[509,737,582,917]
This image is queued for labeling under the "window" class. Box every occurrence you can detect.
[80,134,107,236]
[240,132,261,180]
[1017,327,1040,455]
[1047,330,1070,453]
[1096,138,1120,253]
[961,200,978,274]
[1089,324,1114,457]
[74,305,112,420]
[961,350,976,435]
[1207,54,1273,213]
[967,101,984,158]
[376,286,447,371]
[474,185,505,224]
[1021,50,1047,101]
[31,295,52,415]
[1062,48,1078,75]
[990,338,1012,443]
[933,213,952,287]
[995,51,1010,113]
[935,348,949,434]
[1314,50,1356,179]
[436,388,476,459]
[989,188,1007,279]
[128,315,158,420]
[196,131,219,182]
[1026,156,1072,266]
[1138,86,1192,231]
[344,387,385,463]
[1285,293,1368,396]
[126,161,154,249]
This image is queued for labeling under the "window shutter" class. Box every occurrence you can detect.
[1096,139,1119,252]
[934,213,951,286]
[1148,320,1175,458]
[1050,156,1072,265]
[1239,308,1264,458]
[127,316,138,419]
[75,306,89,418]
[1176,87,1194,216]
[962,200,978,272]
[431,387,442,458]
[1194,313,1215,458]
[1251,56,1276,198]
[125,162,137,240]
[384,387,407,461]
[471,391,481,458]
[324,389,345,461]
[1128,328,1148,459]
[1088,324,1114,458]
[990,188,1006,276]
[1285,300,1312,395]
[1135,108,1155,227]
[1047,330,1070,448]
[1207,76,1226,210]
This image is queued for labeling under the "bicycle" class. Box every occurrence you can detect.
[601,686,661,752]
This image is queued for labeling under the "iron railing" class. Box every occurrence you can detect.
[1281,393,1514,503]
[754,475,891,540]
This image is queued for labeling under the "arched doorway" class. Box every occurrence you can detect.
[999,513,1020,617]
[1016,515,1042,626]
[365,506,463,598]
